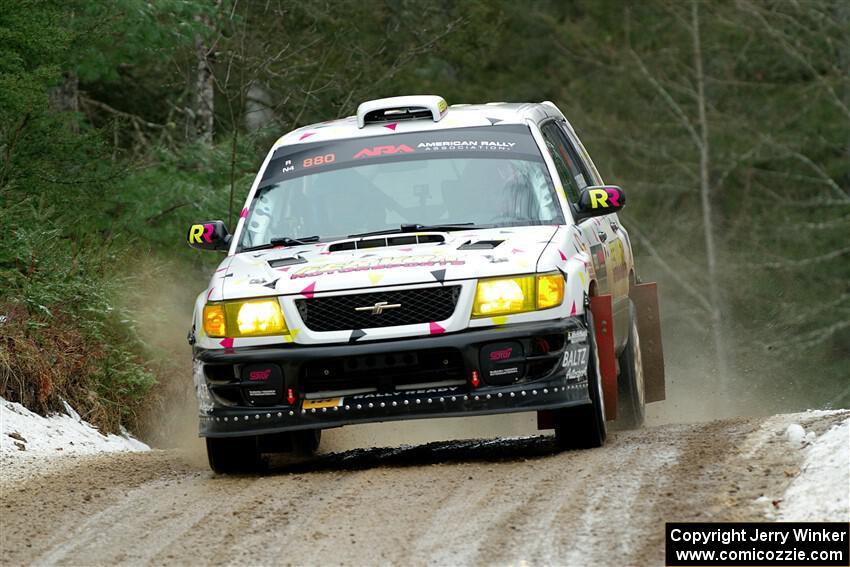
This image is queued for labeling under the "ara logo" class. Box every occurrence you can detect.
[353,144,414,159]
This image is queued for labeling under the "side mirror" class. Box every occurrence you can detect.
[187,220,231,251]
[576,185,625,219]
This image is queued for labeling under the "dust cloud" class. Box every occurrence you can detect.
[126,257,205,460]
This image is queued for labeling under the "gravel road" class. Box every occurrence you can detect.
[2,410,847,566]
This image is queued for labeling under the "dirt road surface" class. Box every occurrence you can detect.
[2,410,848,566]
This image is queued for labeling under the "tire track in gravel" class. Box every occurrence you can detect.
[2,412,846,567]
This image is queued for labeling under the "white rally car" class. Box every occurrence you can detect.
[187,95,665,473]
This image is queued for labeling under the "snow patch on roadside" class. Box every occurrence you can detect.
[0,397,149,457]
[779,417,850,521]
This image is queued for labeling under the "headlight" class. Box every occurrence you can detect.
[203,299,287,337]
[472,273,564,318]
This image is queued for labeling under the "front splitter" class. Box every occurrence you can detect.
[200,376,589,438]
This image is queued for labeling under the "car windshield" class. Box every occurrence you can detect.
[238,125,563,250]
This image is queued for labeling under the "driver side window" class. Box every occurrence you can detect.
[540,121,589,205]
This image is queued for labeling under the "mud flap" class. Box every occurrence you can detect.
[537,410,555,430]
[630,282,666,402]
[590,294,617,421]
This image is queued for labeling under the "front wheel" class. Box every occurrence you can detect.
[206,436,264,474]
[554,311,607,450]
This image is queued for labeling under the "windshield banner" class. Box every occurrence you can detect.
[261,124,543,187]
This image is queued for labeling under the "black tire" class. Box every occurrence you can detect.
[206,436,264,474]
[290,428,321,456]
[616,301,646,429]
[554,311,607,450]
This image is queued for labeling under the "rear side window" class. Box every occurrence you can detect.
[540,122,590,204]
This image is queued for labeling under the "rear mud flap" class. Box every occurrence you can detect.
[630,282,666,402]
[590,294,618,421]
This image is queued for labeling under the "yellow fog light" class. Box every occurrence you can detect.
[232,299,286,337]
[471,272,565,318]
[537,273,565,309]
[204,298,287,338]
[472,276,536,317]
[203,304,227,337]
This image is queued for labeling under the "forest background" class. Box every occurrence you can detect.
[1,0,847,440]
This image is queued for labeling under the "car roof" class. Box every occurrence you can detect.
[272,99,564,151]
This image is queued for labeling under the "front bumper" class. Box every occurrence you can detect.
[194,319,591,438]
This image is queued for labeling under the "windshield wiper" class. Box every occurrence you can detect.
[348,223,476,239]
[241,235,320,252]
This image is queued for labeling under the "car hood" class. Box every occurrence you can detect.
[209,225,560,300]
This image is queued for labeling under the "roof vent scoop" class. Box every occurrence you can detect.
[357,95,448,128]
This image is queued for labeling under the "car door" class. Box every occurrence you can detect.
[539,121,616,300]
[554,120,631,351]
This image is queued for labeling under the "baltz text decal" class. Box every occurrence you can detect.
[563,345,589,380]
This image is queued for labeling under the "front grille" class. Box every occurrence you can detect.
[295,286,461,332]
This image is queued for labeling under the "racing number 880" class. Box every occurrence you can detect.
[303,154,335,168]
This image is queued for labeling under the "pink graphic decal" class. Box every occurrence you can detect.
[202,223,214,243]
[398,248,413,252]
[299,132,315,141]
[384,123,397,131]
[429,321,445,335]
[511,248,524,254]
[558,250,567,261]
[300,282,316,299]
[570,301,576,316]
[276,267,291,272]
[220,338,234,349]
[240,207,249,219]
[206,287,215,300]
[606,188,621,207]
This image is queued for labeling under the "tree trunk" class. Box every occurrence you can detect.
[692,1,730,389]
[192,12,215,144]
[50,71,79,113]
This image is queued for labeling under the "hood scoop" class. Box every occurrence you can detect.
[328,233,445,253]
[458,240,504,250]
[268,255,307,268]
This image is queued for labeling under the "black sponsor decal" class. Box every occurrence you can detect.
[562,343,589,380]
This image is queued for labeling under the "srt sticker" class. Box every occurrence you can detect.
[248,369,272,381]
[489,347,513,361]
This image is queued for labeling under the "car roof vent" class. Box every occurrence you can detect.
[328,233,445,252]
[458,240,504,250]
[357,95,448,128]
